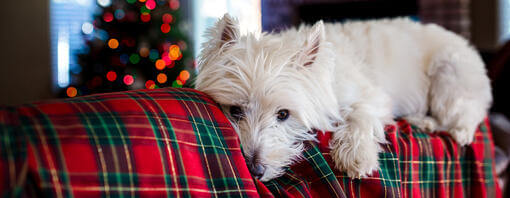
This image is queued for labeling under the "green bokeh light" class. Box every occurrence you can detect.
[129,54,140,64]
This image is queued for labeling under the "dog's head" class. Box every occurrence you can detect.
[195,14,341,181]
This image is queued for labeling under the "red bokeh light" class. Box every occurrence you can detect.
[106,71,117,82]
[146,0,156,10]
[162,13,173,24]
[123,75,134,85]
[161,24,171,33]
[169,0,179,10]
[162,55,171,65]
[140,13,151,22]
[103,12,114,22]
[145,80,156,89]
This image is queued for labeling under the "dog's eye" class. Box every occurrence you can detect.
[276,109,289,121]
[230,106,244,121]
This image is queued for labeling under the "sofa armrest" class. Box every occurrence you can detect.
[0,88,258,197]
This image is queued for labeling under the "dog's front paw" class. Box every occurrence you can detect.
[405,115,438,132]
[329,138,380,178]
[450,127,475,146]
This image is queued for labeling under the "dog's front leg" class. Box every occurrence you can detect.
[329,87,391,178]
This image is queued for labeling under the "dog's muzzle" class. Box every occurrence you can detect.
[249,162,266,180]
[247,153,266,179]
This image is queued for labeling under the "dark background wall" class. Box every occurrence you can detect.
[262,0,418,32]
[0,0,52,105]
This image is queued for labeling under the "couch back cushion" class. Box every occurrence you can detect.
[0,88,258,197]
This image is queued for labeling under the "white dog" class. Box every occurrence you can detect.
[195,14,492,181]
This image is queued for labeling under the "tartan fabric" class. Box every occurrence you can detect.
[0,87,502,197]
[259,119,502,198]
[0,88,258,197]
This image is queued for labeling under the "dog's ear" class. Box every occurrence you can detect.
[220,14,239,46]
[211,13,240,50]
[300,20,325,67]
[196,14,239,75]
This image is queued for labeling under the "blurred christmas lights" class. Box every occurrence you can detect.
[106,71,117,81]
[172,80,182,88]
[66,87,78,97]
[123,75,134,85]
[108,38,119,49]
[140,13,151,22]
[120,54,129,65]
[115,9,125,20]
[179,70,190,81]
[97,0,112,7]
[162,13,173,23]
[161,24,171,33]
[169,0,179,10]
[81,22,94,34]
[139,47,150,57]
[145,80,156,89]
[103,12,114,22]
[68,0,191,98]
[146,0,156,10]
[149,49,159,60]
[155,59,166,70]
[157,73,167,83]
[129,54,140,64]
[169,44,181,60]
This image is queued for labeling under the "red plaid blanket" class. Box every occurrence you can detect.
[0,88,258,197]
[0,88,501,197]
[257,119,501,198]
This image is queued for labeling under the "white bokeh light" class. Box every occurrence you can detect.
[57,27,70,88]
[97,0,111,7]
[81,22,94,34]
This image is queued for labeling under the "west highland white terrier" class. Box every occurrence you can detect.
[195,14,492,181]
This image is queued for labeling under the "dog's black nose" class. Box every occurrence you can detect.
[249,163,266,179]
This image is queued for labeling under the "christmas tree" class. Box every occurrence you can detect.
[64,0,193,98]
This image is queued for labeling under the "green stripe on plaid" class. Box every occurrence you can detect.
[22,106,74,198]
[184,96,247,197]
[378,151,401,189]
[190,118,229,154]
[0,107,26,197]
[74,100,126,197]
[128,90,185,198]
[82,95,138,198]
[303,144,345,198]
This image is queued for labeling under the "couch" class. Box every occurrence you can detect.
[0,88,501,197]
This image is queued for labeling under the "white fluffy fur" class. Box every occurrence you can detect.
[195,14,492,181]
